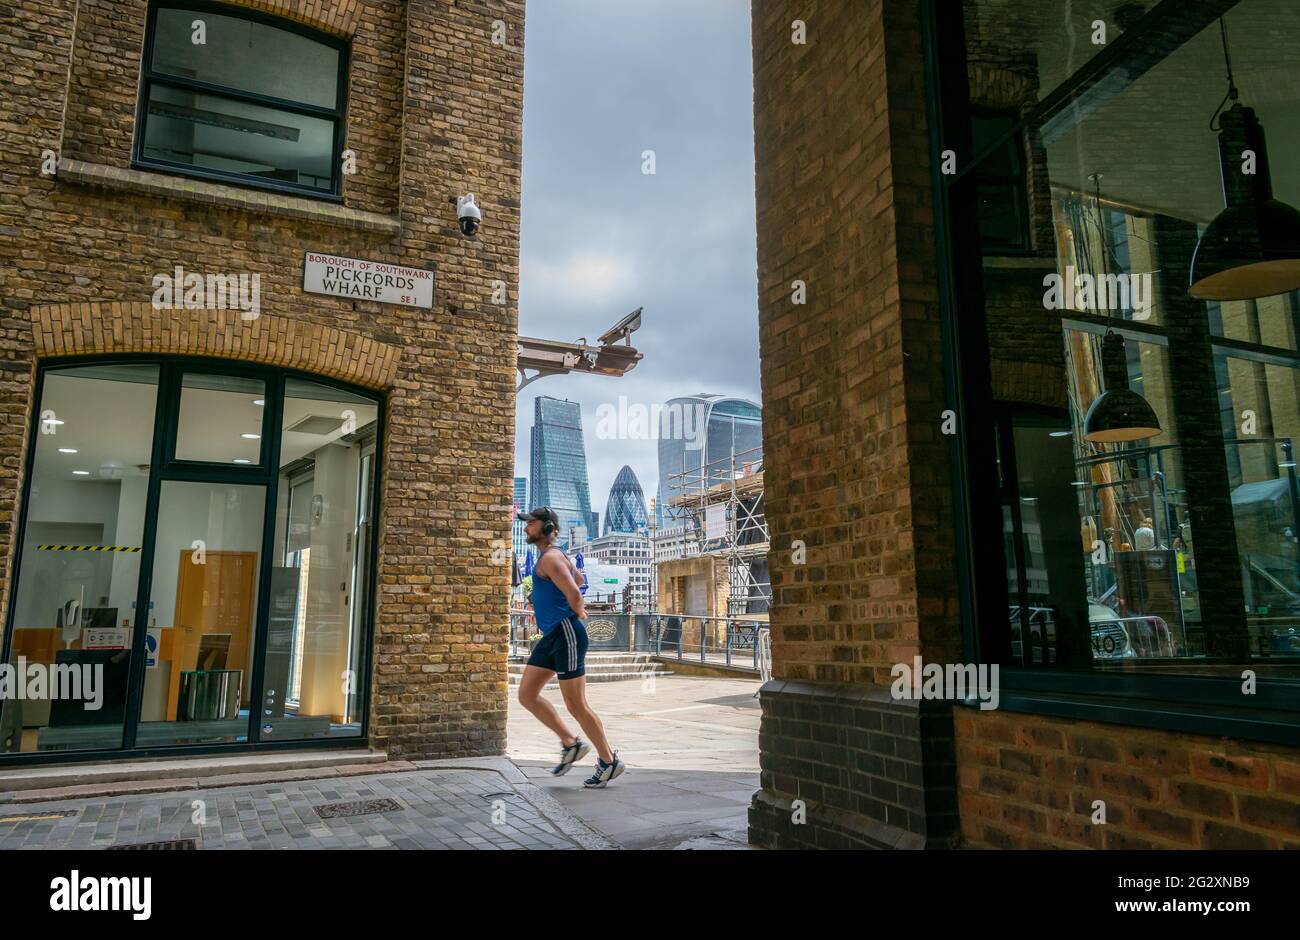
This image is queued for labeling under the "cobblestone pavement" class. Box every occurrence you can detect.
[0,761,611,850]
[508,674,762,849]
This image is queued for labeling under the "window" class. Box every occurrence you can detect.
[971,108,1031,253]
[931,0,1300,739]
[0,359,382,761]
[135,2,348,197]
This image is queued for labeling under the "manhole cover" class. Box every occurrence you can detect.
[108,839,196,851]
[314,797,404,819]
[0,809,79,824]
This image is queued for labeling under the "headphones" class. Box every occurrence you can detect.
[540,507,556,535]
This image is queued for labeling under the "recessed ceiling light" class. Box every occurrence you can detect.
[72,470,90,476]
[233,459,252,464]
[58,448,78,454]
[253,399,265,406]
[241,433,260,440]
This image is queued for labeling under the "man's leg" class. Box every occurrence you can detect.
[517,665,577,746]
[558,676,613,763]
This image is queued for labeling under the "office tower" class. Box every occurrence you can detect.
[582,530,652,611]
[604,465,649,535]
[511,476,527,561]
[656,394,762,526]
[529,396,596,548]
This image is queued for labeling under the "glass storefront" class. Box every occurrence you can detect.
[0,359,382,759]
[935,0,1300,694]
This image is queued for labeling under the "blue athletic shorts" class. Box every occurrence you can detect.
[526,617,588,680]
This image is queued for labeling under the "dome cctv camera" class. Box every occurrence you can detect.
[457,193,481,237]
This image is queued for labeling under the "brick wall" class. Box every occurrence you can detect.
[957,709,1300,848]
[749,0,963,848]
[0,0,526,760]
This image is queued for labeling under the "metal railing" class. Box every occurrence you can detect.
[509,608,767,672]
[509,608,537,658]
[649,614,766,671]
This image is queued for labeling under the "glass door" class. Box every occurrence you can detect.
[0,364,161,755]
[139,481,266,746]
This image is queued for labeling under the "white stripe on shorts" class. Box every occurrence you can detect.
[562,617,577,672]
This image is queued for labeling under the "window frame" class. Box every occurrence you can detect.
[969,106,1032,254]
[132,0,350,201]
[0,354,385,765]
[923,0,1300,746]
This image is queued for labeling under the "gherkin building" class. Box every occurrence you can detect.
[604,465,649,535]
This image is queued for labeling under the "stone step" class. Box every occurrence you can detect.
[507,662,668,676]
[507,654,659,669]
[0,748,389,795]
[507,668,673,689]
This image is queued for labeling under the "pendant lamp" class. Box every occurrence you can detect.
[1083,330,1161,443]
[1189,19,1300,300]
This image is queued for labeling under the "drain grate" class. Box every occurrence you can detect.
[0,809,79,824]
[108,838,196,851]
[313,797,404,819]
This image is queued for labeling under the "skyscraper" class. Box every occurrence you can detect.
[529,396,595,548]
[656,394,762,526]
[511,476,527,561]
[604,465,649,535]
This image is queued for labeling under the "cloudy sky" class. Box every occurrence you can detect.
[516,0,760,522]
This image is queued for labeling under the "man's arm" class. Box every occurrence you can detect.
[542,553,587,619]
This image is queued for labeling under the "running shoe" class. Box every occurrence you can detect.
[583,753,626,788]
[552,737,591,776]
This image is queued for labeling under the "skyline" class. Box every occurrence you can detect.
[519,391,762,528]
[515,0,760,511]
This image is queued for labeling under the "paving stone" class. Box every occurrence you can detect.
[0,768,593,851]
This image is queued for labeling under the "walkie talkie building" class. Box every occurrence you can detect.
[655,395,762,526]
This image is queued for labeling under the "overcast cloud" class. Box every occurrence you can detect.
[516,0,760,521]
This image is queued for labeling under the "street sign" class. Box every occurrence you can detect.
[303,252,434,308]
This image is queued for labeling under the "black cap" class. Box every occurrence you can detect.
[517,506,560,529]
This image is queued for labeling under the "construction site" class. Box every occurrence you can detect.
[651,443,770,670]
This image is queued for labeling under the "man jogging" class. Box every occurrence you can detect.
[515,506,626,788]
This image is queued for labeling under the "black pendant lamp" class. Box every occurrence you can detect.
[1189,19,1300,301]
[1083,330,1161,444]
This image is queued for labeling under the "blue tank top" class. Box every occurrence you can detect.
[531,546,579,634]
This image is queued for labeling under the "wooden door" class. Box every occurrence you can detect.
[166,550,258,718]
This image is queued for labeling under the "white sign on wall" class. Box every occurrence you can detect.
[83,628,129,650]
[704,503,727,541]
[303,252,434,309]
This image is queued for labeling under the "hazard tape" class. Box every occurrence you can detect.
[36,544,142,553]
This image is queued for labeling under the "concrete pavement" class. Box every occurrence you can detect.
[507,674,762,849]
[0,674,762,851]
[0,757,615,850]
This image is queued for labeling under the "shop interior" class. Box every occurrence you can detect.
[0,365,378,754]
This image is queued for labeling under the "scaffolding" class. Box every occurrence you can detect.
[666,441,770,619]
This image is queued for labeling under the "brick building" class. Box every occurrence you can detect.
[749,0,1300,849]
[0,0,524,764]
